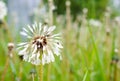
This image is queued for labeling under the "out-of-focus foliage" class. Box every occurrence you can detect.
[44,0,109,19]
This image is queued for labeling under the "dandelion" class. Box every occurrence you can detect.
[0,1,7,20]
[17,22,63,65]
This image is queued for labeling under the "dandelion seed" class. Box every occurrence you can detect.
[17,22,63,65]
[0,1,7,20]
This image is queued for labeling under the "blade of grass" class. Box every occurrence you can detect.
[87,25,106,81]
[82,70,88,81]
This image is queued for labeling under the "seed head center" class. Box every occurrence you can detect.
[33,36,47,50]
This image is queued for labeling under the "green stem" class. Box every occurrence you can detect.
[87,25,106,81]
[39,64,43,81]
[32,73,35,81]
[114,64,117,81]
[2,20,13,42]
[47,64,51,81]
[1,57,9,81]
[39,50,43,81]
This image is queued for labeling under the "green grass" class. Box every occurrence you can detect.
[0,3,120,81]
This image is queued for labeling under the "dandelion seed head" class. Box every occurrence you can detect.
[17,22,63,65]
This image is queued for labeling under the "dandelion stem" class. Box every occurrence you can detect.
[1,57,9,81]
[47,64,51,81]
[66,0,71,31]
[87,25,106,81]
[39,50,43,81]
[19,62,23,80]
[32,73,35,81]
[39,64,43,81]
[113,63,117,81]
[48,0,53,26]
[1,43,14,81]
[2,20,13,42]
[47,0,54,80]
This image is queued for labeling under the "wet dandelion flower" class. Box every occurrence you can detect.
[17,22,63,65]
[0,1,7,20]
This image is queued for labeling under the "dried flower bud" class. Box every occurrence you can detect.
[106,6,111,12]
[106,28,110,36]
[83,8,88,14]
[66,0,71,7]
[8,43,14,51]
[48,0,52,2]
[44,19,49,25]
[7,43,14,58]
[30,69,36,74]
[111,55,119,65]
[114,48,118,54]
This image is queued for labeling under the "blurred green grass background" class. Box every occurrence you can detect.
[0,0,120,81]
